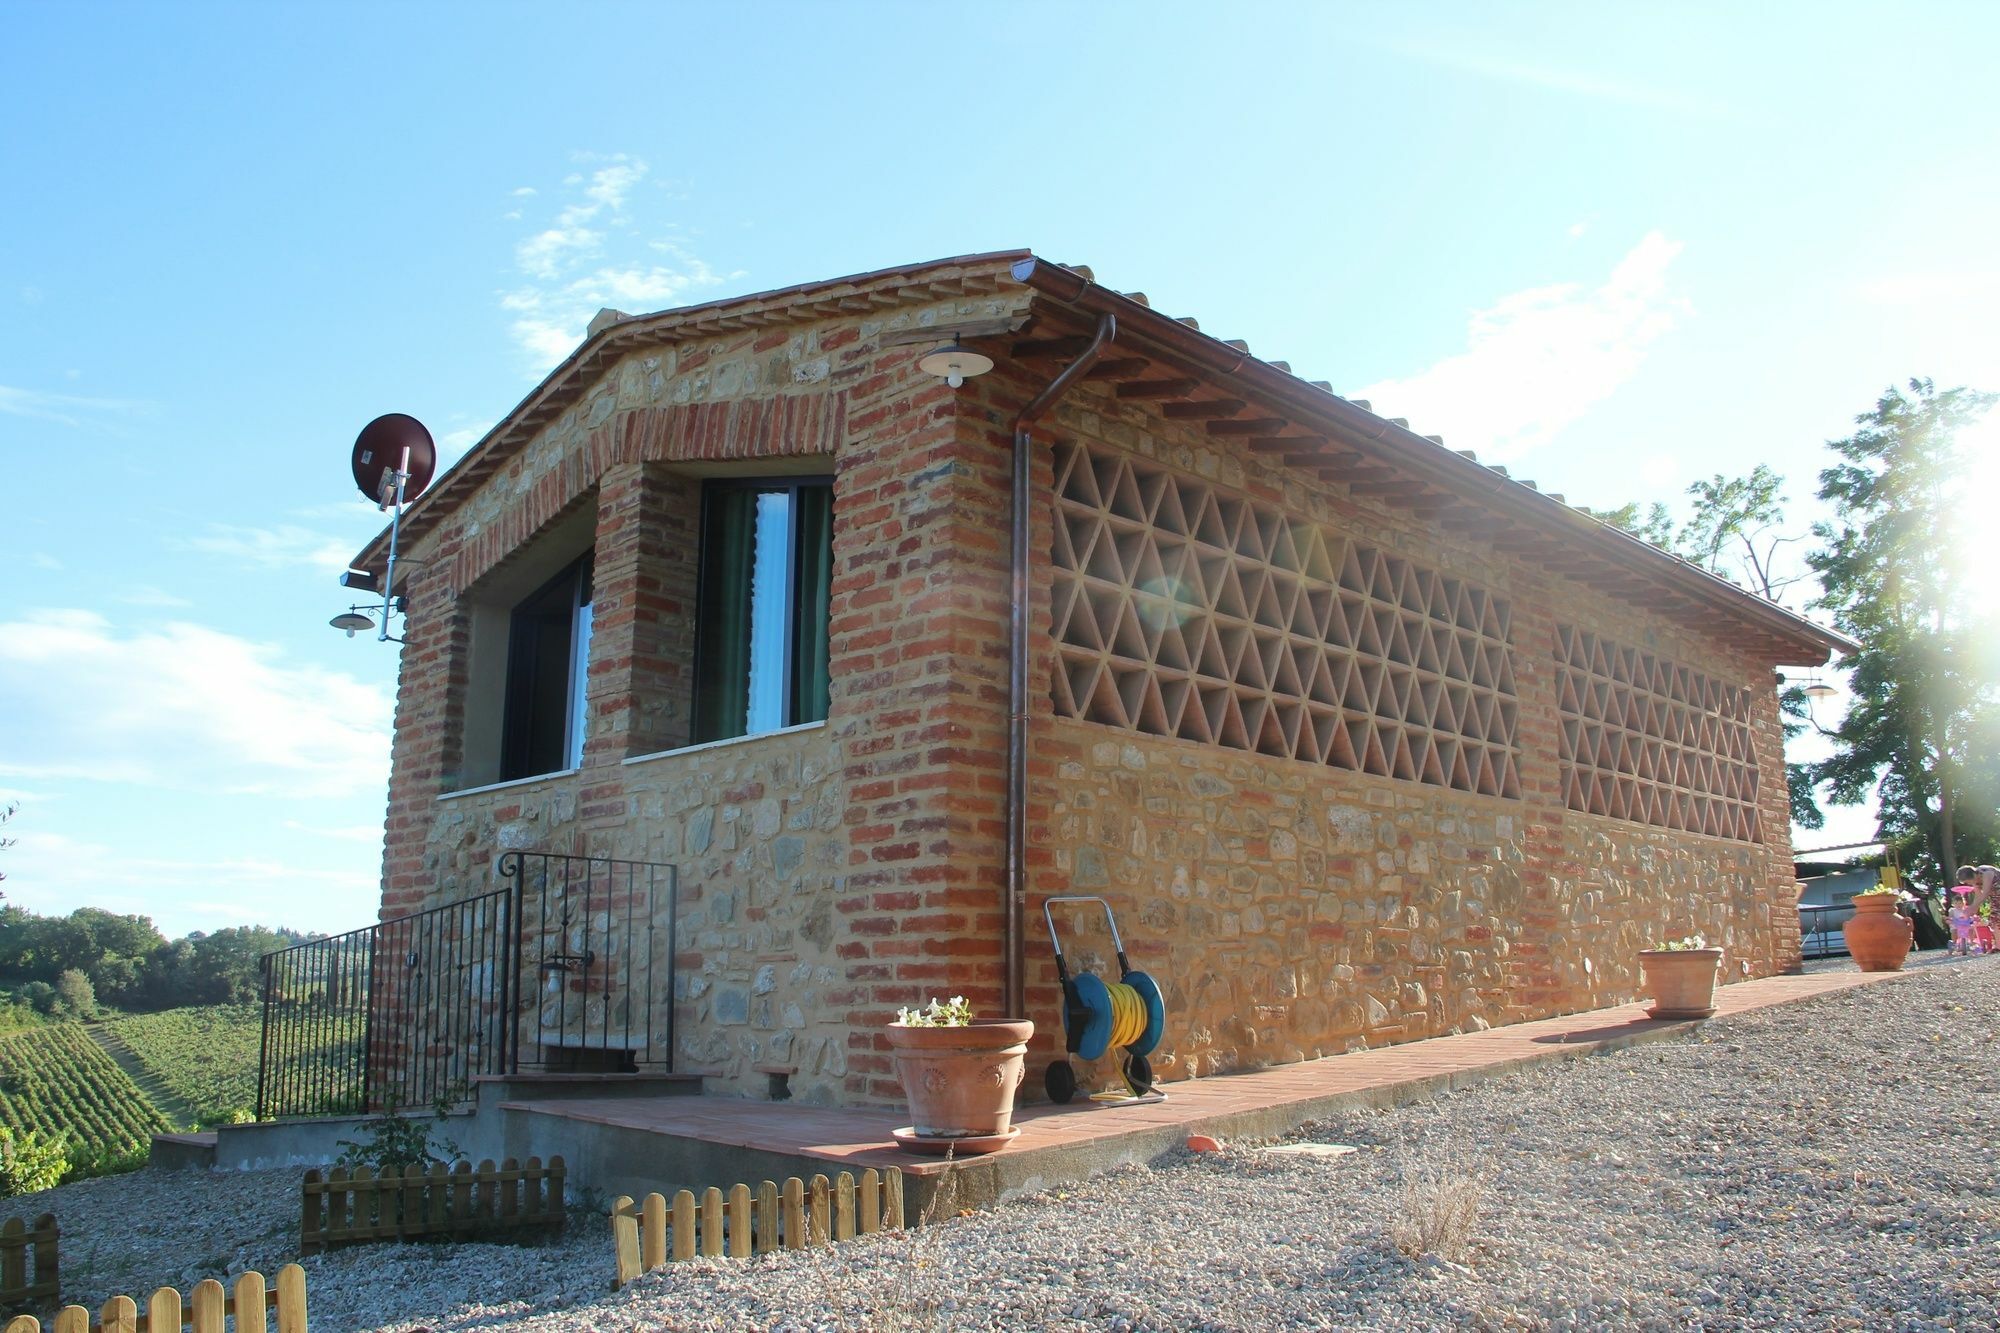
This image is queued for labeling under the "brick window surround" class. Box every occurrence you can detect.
[1048,438,1522,798]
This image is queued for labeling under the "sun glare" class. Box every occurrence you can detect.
[1957,412,2000,621]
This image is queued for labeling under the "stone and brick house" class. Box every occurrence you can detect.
[349,250,1849,1109]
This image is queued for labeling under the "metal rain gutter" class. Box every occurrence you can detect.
[1004,311,1117,1022]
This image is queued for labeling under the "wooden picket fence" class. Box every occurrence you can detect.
[0,1264,304,1333]
[612,1168,904,1288]
[0,1215,58,1310]
[302,1156,565,1252]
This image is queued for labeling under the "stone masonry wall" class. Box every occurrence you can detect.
[1023,377,1802,1091]
[374,262,1807,1109]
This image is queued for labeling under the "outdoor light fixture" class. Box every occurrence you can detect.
[917,340,994,389]
[1804,681,1839,700]
[330,610,375,637]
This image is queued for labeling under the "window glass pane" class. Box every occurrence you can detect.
[566,596,593,770]
[745,490,793,735]
[501,555,589,781]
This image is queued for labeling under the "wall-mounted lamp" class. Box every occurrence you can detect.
[330,610,375,638]
[917,340,994,389]
[1803,681,1839,700]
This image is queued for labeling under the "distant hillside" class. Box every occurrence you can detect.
[0,1025,167,1169]
[107,1005,262,1124]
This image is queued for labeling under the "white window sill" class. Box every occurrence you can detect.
[623,720,827,768]
[439,768,581,802]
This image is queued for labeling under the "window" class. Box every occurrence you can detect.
[692,478,833,743]
[500,555,593,781]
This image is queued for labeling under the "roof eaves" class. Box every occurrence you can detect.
[1009,256,1856,662]
[348,248,1033,575]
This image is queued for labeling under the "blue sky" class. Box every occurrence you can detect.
[3,2,1994,935]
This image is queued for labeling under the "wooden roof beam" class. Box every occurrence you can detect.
[1206,418,1291,437]
[1162,400,1246,420]
[1084,357,1152,380]
[1347,477,1438,499]
[1012,335,1097,358]
[1116,378,1201,400]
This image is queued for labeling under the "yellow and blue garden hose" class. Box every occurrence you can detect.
[1042,895,1166,1104]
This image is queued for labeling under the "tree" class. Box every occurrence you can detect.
[1590,468,1822,825]
[1583,500,1677,549]
[53,969,95,1019]
[1806,378,2000,881]
[1590,466,1809,605]
[0,803,13,899]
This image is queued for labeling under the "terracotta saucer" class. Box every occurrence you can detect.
[890,1126,1021,1156]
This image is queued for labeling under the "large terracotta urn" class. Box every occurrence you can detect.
[1639,947,1724,1019]
[885,1019,1033,1155]
[1843,893,1913,971]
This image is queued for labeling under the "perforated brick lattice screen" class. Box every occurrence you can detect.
[1554,625,1762,843]
[1049,439,1521,797]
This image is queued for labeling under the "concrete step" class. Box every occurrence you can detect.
[150,1130,218,1171]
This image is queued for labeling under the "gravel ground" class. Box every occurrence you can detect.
[7,954,1995,1331]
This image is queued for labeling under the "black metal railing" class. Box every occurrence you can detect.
[256,886,518,1120]
[255,851,674,1119]
[1799,902,1850,960]
[255,922,377,1119]
[504,850,674,1074]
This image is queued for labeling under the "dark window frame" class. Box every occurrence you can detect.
[499,552,594,782]
[691,474,834,745]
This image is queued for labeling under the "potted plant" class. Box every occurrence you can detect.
[1638,934,1724,1019]
[885,996,1033,1155]
[1842,885,1915,971]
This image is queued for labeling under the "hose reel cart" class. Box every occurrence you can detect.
[1041,895,1167,1105]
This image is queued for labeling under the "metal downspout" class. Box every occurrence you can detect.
[1005,312,1117,1021]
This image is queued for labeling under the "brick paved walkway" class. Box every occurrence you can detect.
[506,966,1907,1191]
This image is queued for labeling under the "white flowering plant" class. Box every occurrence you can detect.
[1650,934,1710,952]
[1856,884,1917,902]
[894,995,973,1027]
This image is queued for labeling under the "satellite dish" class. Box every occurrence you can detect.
[350,413,437,506]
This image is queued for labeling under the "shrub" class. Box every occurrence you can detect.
[54,969,96,1018]
[335,1101,461,1174]
[16,982,55,1016]
[1388,1142,1490,1265]
[0,1127,68,1196]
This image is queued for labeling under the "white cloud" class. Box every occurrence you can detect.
[438,426,482,464]
[1567,220,1589,239]
[511,186,538,198]
[1387,42,1725,117]
[0,609,391,799]
[3,829,378,934]
[1637,454,1680,488]
[517,224,604,281]
[1353,230,1690,462]
[179,523,357,571]
[501,156,725,372]
[281,819,383,845]
[0,384,150,430]
[583,161,644,212]
[29,552,61,571]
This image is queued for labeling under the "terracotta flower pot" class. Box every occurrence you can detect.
[885,1020,1032,1152]
[1843,895,1913,972]
[1639,947,1723,1019]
